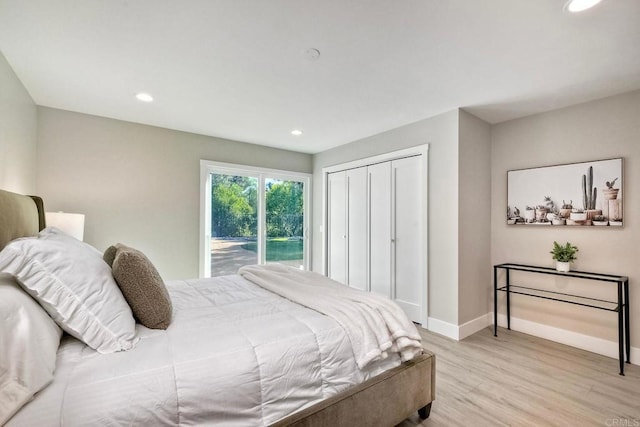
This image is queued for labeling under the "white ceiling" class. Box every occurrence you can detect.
[1,0,639,154]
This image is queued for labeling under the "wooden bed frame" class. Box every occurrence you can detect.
[0,188,435,426]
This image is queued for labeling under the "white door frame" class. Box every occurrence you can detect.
[200,160,312,278]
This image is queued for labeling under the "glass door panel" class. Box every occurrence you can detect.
[201,160,310,278]
[210,173,258,276]
[265,179,305,269]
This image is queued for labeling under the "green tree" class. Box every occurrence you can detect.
[265,181,303,237]
[211,176,303,239]
[211,175,257,237]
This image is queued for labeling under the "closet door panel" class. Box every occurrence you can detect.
[368,162,392,298]
[392,156,422,322]
[327,171,347,284]
[346,167,368,291]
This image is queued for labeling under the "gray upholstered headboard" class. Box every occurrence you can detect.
[0,189,46,251]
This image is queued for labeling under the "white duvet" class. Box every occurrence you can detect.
[239,264,422,368]
[8,275,401,426]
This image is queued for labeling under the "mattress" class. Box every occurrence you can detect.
[8,274,400,426]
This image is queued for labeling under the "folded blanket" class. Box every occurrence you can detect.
[238,264,422,369]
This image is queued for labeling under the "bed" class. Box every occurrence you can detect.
[0,188,435,426]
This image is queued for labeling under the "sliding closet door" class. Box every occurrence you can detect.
[392,156,422,322]
[347,167,368,291]
[323,146,428,324]
[368,162,392,297]
[327,171,347,283]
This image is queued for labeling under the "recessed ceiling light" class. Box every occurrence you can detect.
[564,0,602,13]
[303,48,321,61]
[291,129,303,136]
[135,92,154,102]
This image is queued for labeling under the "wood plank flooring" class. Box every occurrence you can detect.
[398,327,640,427]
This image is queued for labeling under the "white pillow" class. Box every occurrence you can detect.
[0,227,138,354]
[0,273,62,425]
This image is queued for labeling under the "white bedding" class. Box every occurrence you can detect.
[8,274,401,426]
[239,264,422,368]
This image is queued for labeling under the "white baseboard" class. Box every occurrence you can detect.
[495,313,640,366]
[459,313,493,340]
[426,317,459,340]
[426,313,492,341]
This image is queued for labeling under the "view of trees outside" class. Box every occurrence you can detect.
[265,180,304,238]
[211,174,304,239]
[209,173,305,275]
[211,174,257,238]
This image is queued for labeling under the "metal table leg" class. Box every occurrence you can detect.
[506,269,511,330]
[494,266,498,337]
[624,280,630,363]
[618,282,624,376]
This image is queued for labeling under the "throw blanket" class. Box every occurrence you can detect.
[238,264,422,368]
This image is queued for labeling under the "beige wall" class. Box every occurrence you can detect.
[491,90,640,349]
[0,51,37,193]
[36,107,312,279]
[312,110,461,325]
[458,110,492,324]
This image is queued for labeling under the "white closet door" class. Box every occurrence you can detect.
[368,162,392,297]
[327,171,347,284]
[347,167,368,291]
[392,156,422,322]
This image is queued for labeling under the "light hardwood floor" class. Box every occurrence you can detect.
[399,327,640,427]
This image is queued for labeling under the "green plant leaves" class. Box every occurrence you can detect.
[550,241,579,263]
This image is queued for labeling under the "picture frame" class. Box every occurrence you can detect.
[507,158,623,227]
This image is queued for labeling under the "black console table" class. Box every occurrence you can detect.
[493,263,630,375]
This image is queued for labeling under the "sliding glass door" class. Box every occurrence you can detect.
[200,161,310,278]
[265,179,305,269]
[209,173,258,276]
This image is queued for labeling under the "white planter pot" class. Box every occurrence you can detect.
[524,210,536,223]
[570,212,587,221]
[556,261,571,272]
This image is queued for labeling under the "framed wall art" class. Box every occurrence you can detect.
[507,158,623,227]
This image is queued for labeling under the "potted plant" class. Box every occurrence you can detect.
[506,206,517,224]
[581,166,602,221]
[524,206,536,223]
[569,208,587,221]
[610,217,623,226]
[592,215,608,226]
[550,241,578,272]
[559,200,572,219]
[603,178,619,200]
